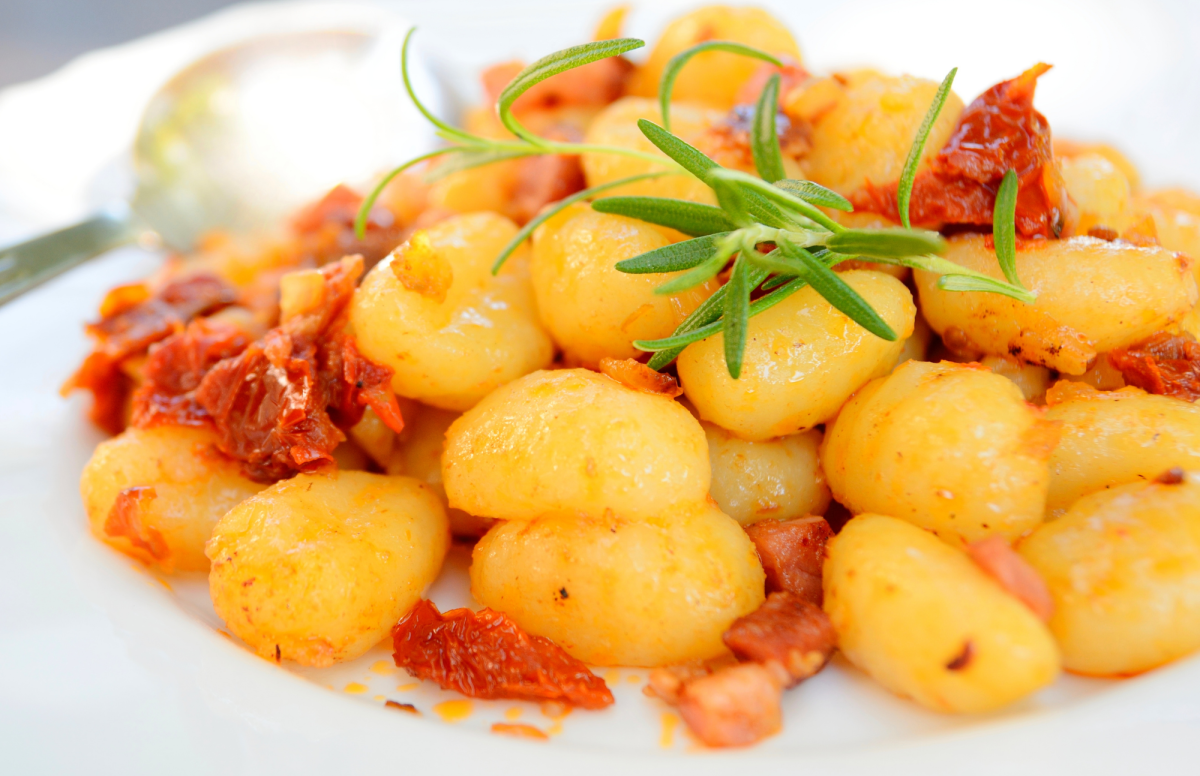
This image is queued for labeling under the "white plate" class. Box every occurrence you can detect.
[3,2,1200,773]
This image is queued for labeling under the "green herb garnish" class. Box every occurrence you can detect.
[992,168,1024,288]
[897,67,957,229]
[359,32,1036,379]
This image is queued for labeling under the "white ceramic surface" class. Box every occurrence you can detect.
[3,1,1200,774]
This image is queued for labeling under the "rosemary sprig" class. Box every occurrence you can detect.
[992,168,1024,288]
[357,33,1038,379]
[658,41,782,133]
[897,67,957,229]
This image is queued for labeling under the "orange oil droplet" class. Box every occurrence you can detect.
[547,720,564,736]
[344,682,368,694]
[155,576,173,592]
[627,674,642,684]
[370,660,395,675]
[540,700,572,720]
[395,683,419,692]
[660,712,680,749]
[491,723,548,741]
[504,707,523,721]
[433,699,473,723]
[604,669,621,684]
[373,695,384,701]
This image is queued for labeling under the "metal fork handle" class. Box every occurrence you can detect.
[0,207,137,306]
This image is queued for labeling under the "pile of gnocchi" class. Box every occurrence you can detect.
[71,3,1200,749]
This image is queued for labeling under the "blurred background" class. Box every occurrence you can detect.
[0,0,239,88]
[3,0,1200,224]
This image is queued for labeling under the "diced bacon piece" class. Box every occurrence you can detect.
[676,663,783,748]
[392,599,613,709]
[967,536,1054,622]
[510,153,586,225]
[723,591,836,687]
[644,660,733,705]
[744,516,833,605]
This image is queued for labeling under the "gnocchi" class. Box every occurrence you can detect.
[81,426,265,572]
[824,514,1060,713]
[471,501,764,666]
[915,235,1198,374]
[350,212,554,411]
[823,360,1058,545]
[207,471,449,666]
[531,204,717,367]
[1019,474,1200,676]
[443,368,709,520]
[704,423,830,525]
[679,270,915,441]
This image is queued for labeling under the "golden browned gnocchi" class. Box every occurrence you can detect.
[207,471,449,667]
[825,514,1060,712]
[350,212,554,411]
[627,5,801,110]
[895,312,932,366]
[980,354,1052,404]
[797,72,964,196]
[581,97,719,202]
[1019,473,1200,676]
[679,270,915,441]
[443,368,709,520]
[1059,152,1135,235]
[386,402,494,538]
[80,426,265,572]
[1043,382,1200,518]
[471,501,764,666]
[823,360,1058,544]
[704,423,830,525]
[915,235,1198,374]
[1136,189,1200,274]
[530,204,717,367]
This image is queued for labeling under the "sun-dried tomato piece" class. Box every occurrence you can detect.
[852,64,1072,239]
[392,599,614,709]
[722,591,836,687]
[130,318,252,429]
[63,352,132,435]
[87,274,237,360]
[320,334,405,433]
[103,486,167,563]
[63,274,237,433]
[290,184,406,271]
[743,516,833,605]
[1108,331,1200,401]
[191,257,403,480]
[195,328,343,481]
